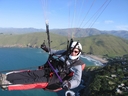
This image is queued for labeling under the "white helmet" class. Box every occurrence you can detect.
[69,41,82,60]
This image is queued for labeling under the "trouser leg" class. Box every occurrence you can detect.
[6,70,48,84]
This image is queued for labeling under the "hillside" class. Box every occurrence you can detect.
[0,33,128,56]
[76,35,128,56]
[0,32,68,49]
[80,55,128,96]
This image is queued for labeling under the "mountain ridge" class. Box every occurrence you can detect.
[0,28,128,40]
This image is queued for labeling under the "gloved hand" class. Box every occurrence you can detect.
[40,44,49,52]
[62,80,71,90]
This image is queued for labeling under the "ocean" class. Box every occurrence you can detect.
[0,48,103,96]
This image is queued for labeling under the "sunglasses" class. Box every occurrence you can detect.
[72,50,79,53]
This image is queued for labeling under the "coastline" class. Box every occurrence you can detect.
[85,54,108,64]
[0,46,108,64]
[0,45,39,48]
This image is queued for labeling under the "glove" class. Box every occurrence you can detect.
[40,44,49,52]
[62,80,71,90]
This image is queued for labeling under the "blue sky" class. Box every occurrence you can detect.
[0,0,128,31]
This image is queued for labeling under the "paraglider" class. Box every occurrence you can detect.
[0,22,85,92]
[0,39,85,92]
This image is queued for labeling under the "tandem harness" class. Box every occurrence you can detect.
[42,54,84,83]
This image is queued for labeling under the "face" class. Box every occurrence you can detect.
[70,48,79,56]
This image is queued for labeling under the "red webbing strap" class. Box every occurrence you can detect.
[8,82,48,91]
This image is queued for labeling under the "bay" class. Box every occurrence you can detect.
[0,48,57,96]
[0,48,102,96]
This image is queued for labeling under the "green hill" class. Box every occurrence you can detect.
[0,33,128,56]
[0,32,68,49]
[76,35,128,56]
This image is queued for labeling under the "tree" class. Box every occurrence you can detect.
[80,55,128,96]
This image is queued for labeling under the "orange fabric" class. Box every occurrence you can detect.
[50,72,53,77]
[53,88,62,92]
[68,72,74,76]
[82,64,86,70]
[45,87,62,92]
[8,82,48,91]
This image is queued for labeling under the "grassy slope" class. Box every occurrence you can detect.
[0,33,128,56]
[0,32,69,50]
[75,35,128,56]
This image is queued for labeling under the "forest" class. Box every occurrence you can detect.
[80,54,128,96]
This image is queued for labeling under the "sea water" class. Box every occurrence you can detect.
[0,48,58,96]
[0,48,102,96]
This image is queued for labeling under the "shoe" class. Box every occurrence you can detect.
[0,73,11,90]
[0,74,6,85]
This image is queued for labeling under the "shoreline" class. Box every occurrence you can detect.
[85,54,108,64]
[0,46,108,64]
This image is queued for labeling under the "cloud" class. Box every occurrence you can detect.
[116,25,128,30]
[104,20,114,24]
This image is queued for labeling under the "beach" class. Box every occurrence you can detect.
[85,54,108,64]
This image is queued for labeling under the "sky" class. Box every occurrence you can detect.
[0,0,128,31]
